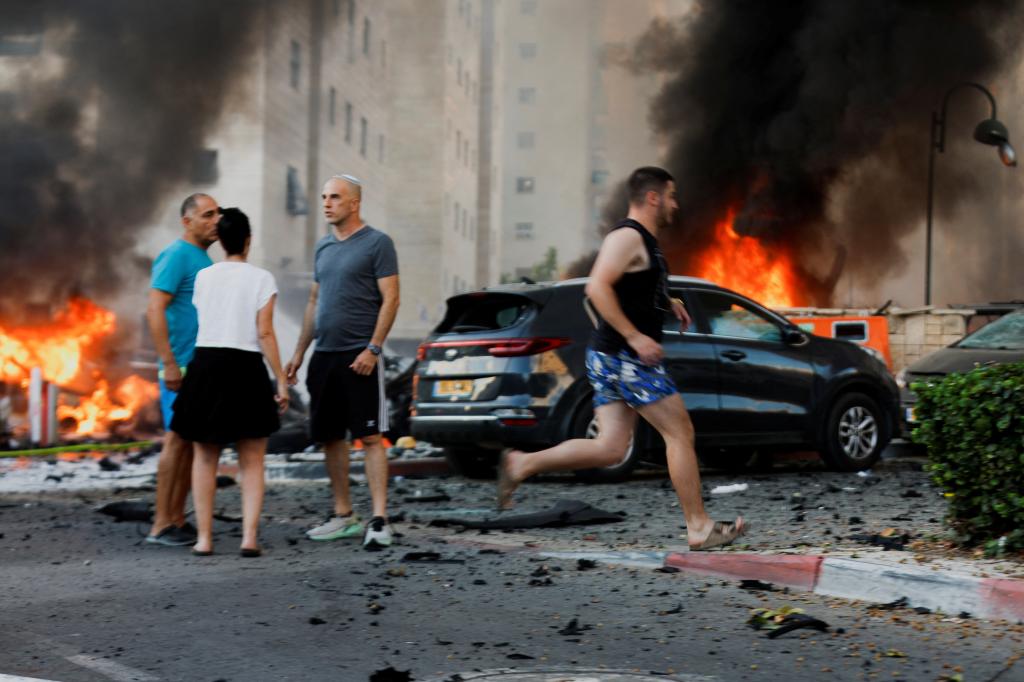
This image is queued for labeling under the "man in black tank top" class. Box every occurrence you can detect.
[497,167,746,551]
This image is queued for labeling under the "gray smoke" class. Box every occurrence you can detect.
[606,0,1024,305]
[0,0,257,320]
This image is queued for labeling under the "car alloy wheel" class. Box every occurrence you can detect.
[837,405,878,461]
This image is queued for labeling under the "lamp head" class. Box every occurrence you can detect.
[973,118,1010,145]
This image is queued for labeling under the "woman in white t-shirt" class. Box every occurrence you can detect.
[171,207,289,557]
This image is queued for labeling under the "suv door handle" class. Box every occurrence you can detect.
[721,350,747,361]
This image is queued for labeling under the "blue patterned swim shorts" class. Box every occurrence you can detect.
[585,348,678,408]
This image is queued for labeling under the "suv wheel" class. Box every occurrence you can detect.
[443,446,499,479]
[821,392,887,471]
[572,403,642,483]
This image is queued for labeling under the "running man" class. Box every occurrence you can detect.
[146,193,219,546]
[286,175,400,550]
[498,167,745,551]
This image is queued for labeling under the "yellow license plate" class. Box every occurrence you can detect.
[434,379,473,397]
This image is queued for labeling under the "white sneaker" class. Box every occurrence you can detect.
[306,513,364,541]
[362,516,393,551]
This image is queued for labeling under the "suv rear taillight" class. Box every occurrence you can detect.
[417,337,571,360]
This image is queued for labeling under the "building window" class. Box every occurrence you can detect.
[519,43,537,59]
[462,207,468,235]
[359,117,368,157]
[517,132,534,149]
[454,201,461,231]
[290,40,301,89]
[518,86,536,104]
[516,177,535,194]
[457,58,462,85]
[444,193,450,216]
[363,17,371,56]
[456,130,462,160]
[470,217,476,241]
[286,166,308,215]
[190,149,219,184]
[328,87,336,126]
[348,0,356,24]
[521,0,538,14]
[463,139,469,166]
[344,102,352,143]
[515,222,534,240]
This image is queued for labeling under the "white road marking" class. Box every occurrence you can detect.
[65,655,158,681]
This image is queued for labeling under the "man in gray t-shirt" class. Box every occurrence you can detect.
[286,175,400,551]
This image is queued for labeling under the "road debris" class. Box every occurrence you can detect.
[428,499,624,530]
[748,605,830,639]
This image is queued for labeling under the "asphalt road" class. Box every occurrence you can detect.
[1,461,1022,682]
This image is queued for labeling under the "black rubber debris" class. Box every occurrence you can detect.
[95,500,153,522]
[369,667,413,682]
[428,499,624,529]
[766,613,830,639]
[740,579,777,591]
[400,551,465,564]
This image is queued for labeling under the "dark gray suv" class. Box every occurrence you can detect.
[411,277,899,479]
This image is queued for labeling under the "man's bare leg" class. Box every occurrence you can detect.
[323,439,353,516]
[499,402,636,508]
[636,393,743,547]
[149,431,193,536]
[361,434,388,518]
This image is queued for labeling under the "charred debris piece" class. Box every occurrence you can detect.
[428,499,624,530]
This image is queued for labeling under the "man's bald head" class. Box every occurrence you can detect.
[322,175,363,227]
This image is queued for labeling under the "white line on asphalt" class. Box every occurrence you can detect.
[65,655,158,682]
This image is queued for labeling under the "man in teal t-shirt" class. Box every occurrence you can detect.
[145,193,219,547]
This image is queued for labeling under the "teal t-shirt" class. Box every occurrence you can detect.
[150,239,213,369]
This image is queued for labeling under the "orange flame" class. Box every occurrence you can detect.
[0,298,157,436]
[0,298,115,387]
[58,376,160,436]
[692,209,805,308]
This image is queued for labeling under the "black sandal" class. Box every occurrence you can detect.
[240,547,262,558]
[689,519,746,551]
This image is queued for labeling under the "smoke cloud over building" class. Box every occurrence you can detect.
[604,0,1024,306]
[0,0,256,320]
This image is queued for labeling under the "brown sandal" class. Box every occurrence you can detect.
[689,519,746,551]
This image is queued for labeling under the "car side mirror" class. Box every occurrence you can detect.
[784,328,809,346]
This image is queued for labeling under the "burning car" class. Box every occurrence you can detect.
[411,276,899,479]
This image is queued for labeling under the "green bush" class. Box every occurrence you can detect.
[911,362,1024,554]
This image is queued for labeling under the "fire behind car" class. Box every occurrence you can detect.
[898,309,1024,434]
[411,277,899,479]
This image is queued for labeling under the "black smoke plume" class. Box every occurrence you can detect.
[0,0,257,321]
[604,0,1023,305]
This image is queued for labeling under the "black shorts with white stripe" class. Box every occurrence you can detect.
[306,349,389,443]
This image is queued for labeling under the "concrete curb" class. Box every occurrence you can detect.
[664,552,1024,623]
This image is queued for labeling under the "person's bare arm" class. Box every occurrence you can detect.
[584,229,663,366]
[350,275,400,376]
[285,282,319,385]
[257,294,289,414]
[146,289,183,390]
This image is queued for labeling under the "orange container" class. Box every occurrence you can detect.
[788,315,892,370]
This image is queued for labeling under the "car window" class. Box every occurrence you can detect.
[693,291,783,343]
[957,312,1024,350]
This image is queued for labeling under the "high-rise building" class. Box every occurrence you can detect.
[491,0,686,282]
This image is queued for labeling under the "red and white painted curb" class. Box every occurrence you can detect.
[664,552,1024,623]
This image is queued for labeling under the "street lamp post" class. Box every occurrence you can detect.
[925,82,1016,306]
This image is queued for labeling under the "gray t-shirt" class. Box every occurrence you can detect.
[314,225,398,351]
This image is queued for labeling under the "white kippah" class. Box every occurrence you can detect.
[331,174,362,186]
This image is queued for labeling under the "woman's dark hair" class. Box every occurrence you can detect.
[216,207,251,255]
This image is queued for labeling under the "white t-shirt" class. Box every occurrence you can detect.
[193,261,278,353]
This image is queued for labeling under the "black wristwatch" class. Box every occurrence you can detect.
[367,343,382,356]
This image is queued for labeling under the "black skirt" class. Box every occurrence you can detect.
[170,347,280,444]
